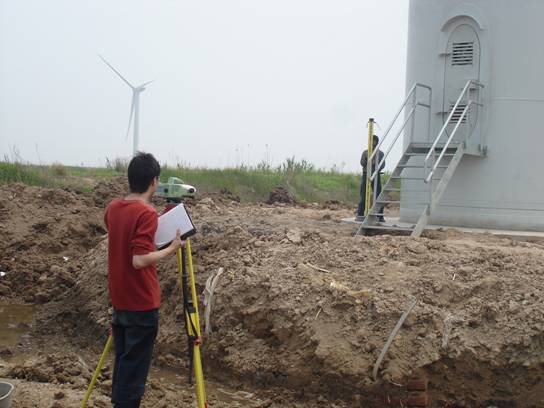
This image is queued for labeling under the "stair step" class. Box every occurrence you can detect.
[383,188,429,192]
[360,225,414,232]
[410,142,459,148]
[410,143,460,151]
[397,164,448,169]
[404,152,455,157]
[390,176,442,181]
[376,200,428,205]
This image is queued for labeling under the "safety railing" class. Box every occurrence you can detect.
[424,80,484,183]
[368,83,432,204]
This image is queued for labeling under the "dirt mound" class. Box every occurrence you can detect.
[33,194,544,407]
[92,176,128,207]
[211,187,241,203]
[0,183,106,302]
[322,199,352,210]
[267,186,295,205]
[194,229,544,406]
[0,177,135,302]
[8,352,95,387]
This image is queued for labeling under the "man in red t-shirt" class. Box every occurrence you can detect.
[104,152,182,408]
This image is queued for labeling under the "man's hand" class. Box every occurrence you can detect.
[168,229,184,253]
[132,230,185,269]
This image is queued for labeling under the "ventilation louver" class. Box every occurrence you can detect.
[451,42,474,66]
[450,103,468,124]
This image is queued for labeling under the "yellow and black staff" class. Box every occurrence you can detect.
[177,239,208,408]
[364,118,375,216]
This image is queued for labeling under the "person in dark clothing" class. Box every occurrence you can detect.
[357,135,386,222]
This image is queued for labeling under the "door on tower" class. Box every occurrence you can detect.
[443,23,481,143]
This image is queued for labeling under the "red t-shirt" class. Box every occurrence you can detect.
[104,198,160,311]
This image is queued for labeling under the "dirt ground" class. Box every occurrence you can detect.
[1,179,544,407]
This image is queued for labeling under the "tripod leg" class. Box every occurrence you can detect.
[81,334,113,408]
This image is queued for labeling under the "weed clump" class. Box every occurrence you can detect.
[50,162,67,176]
[105,157,129,173]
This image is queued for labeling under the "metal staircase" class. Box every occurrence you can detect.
[356,80,484,237]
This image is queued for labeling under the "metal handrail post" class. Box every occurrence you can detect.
[425,80,473,162]
[425,99,483,183]
[469,84,483,149]
[427,87,432,142]
[370,106,416,182]
[465,101,469,148]
[427,105,469,182]
[411,86,417,144]
[368,84,417,166]
[429,150,434,207]
[424,80,484,182]
[369,83,432,168]
[373,152,379,215]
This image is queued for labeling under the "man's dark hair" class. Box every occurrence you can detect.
[373,135,379,144]
[127,152,161,193]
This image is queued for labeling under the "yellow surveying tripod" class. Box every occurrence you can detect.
[82,239,208,408]
[177,239,208,408]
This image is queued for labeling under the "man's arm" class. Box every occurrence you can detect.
[379,150,386,172]
[132,230,183,269]
[360,150,367,169]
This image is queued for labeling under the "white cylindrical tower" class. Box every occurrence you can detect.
[402,0,544,231]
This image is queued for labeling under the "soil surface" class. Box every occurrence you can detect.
[1,180,544,407]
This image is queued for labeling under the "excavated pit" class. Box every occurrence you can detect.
[1,180,544,407]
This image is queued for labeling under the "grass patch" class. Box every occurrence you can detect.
[163,164,362,204]
[162,166,285,202]
[0,162,46,186]
[0,161,115,192]
[0,158,392,206]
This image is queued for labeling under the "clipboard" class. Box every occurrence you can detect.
[155,203,196,248]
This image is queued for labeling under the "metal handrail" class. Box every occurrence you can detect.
[368,83,432,183]
[424,80,484,183]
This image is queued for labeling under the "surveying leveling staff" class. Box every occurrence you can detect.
[104,152,183,408]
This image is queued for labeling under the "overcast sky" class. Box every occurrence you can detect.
[0,1,408,172]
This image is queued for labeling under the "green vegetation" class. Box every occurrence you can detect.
[0,162,46,186]
[162,165,361,203]
[0,160,117,192]
[0,157,393,205]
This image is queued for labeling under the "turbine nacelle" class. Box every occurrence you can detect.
[136,80,154,93]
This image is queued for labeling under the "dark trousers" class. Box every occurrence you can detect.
[111,308,159,408]
[357,173,384,217]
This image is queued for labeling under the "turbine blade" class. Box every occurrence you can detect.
[99,54,135,89]
[126,94,136,141]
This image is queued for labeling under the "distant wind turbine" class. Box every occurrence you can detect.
[99,55,154,157]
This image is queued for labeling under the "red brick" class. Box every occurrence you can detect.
[407,378,428,391]
[406,393,429,407]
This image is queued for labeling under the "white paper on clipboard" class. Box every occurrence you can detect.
[155,203,196,248]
